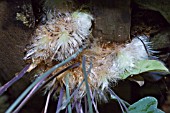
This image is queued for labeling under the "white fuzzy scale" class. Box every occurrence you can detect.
[24,12,93,64]
[24,11,155,102]
[78,35,155,101]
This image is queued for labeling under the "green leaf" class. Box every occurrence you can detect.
[120,60,169,79]
[128,96,164,113]
[137,60,169,72]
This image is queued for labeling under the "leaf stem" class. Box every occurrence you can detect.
[82,56,93,113]
[0,65,30,96]
[6,48,83,113]
[65,74,72,113]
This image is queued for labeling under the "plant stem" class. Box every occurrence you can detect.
[6,48,83,113]
[56,87,64,112]
[0,65,30,95]
[82,56,93,113]
[56,78,85,113]
[44,90,52,113]
[65,74,72,113]
[107,87,129,113]
[12,76,43,112]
